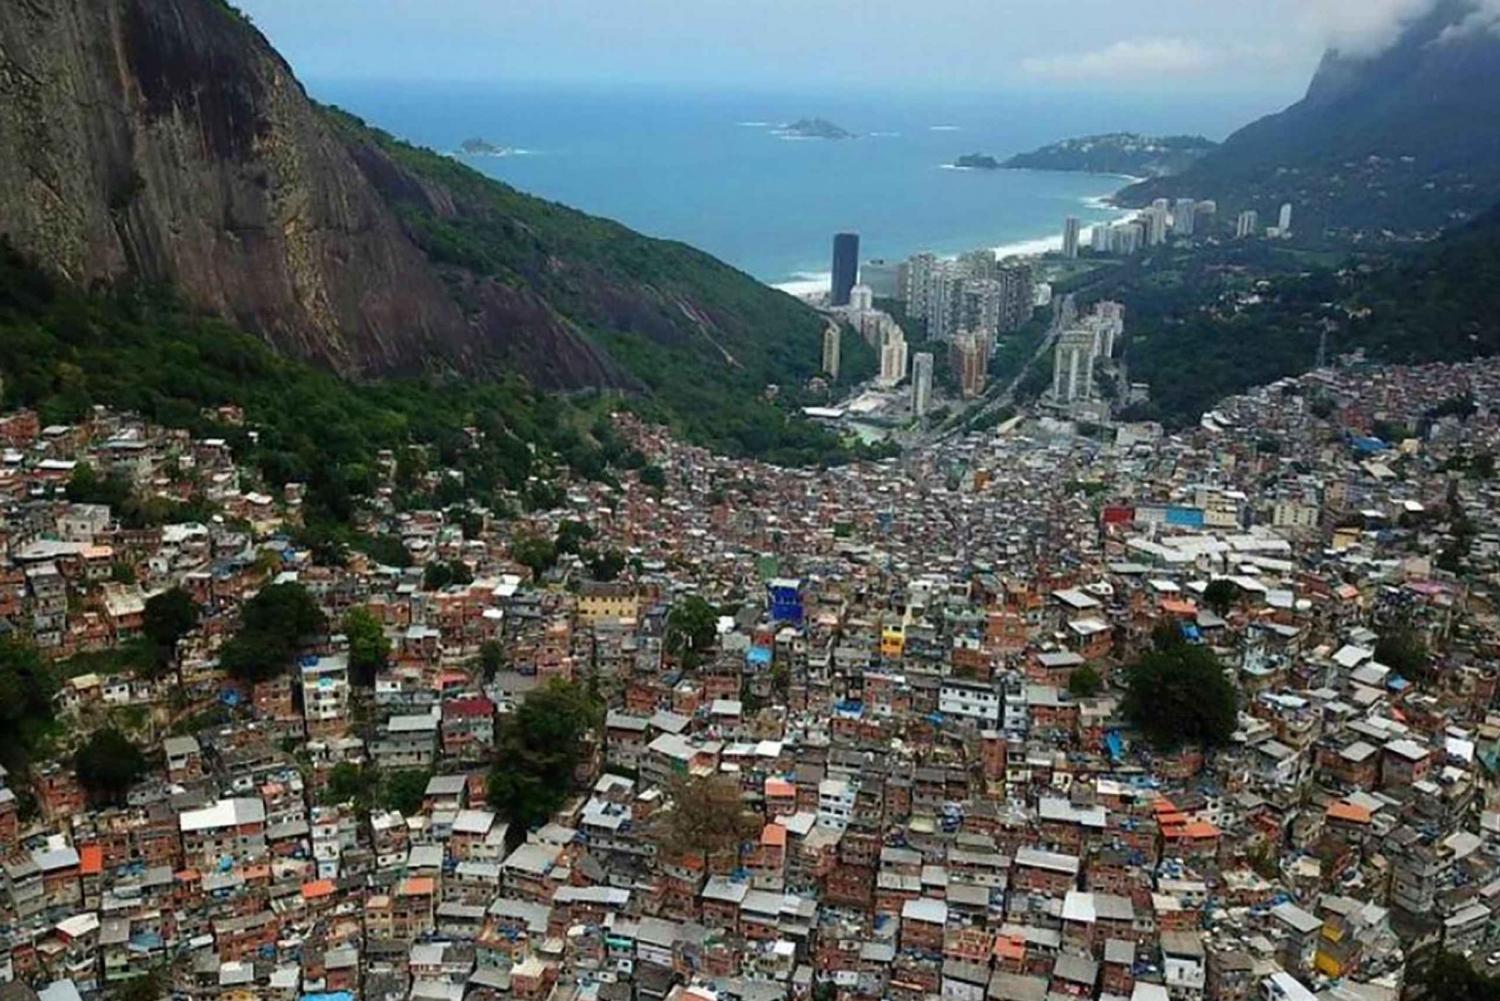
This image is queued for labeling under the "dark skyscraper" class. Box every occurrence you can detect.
[831,232,859,306]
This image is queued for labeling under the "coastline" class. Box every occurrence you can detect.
[771,173,1140,298]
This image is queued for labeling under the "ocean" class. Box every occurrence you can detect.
[309,81,1272,292]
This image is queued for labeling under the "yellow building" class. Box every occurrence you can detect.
[577,582,640,623]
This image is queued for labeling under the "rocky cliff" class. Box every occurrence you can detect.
[0,0,826,393]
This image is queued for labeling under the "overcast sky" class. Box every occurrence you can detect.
[235,0,1472,98]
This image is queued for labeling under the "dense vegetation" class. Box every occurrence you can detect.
[324,109,880,466]
[74,728,149,805]
[487,679,603,830]
[1123,630,1238,750]
[1063,208,1500,427]
[652,774,760,857]
[1412,951,1500,1001]
[0,634,61,772]
[219,583,328,684]
[0,234,878,553]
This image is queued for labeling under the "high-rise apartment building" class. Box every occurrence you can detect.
[1278,203,1294,233]
[912,353,934,418]
[1236,211,1259,239]
[1053,327,1098,405]
[953,332,989,399]
[878,327,909,388]
[1147,207,1169,246]
[1174,198,1197,237]
[1062,216,1081,259]
[831,232,860,306]
[848,284,875,312]
[822,324,841,380]
[1091,224,1110,253]
[1196,200,1218,234]
[897,253,938,319]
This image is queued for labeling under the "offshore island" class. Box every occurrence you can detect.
[957,132,1218,178]
[776,117,857,140]
[457,136,513,157]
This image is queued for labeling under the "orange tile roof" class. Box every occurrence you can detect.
[302,879,337,900]
[761,824,787,847]
[994,935,1026,960]
[1165,821,1220,839]
[764,777,795,797]
[176,869,201,883]
[1161,600,1199,617]
[400,877,436,896]
[1327,801,1373,824]
[77,845,104,876]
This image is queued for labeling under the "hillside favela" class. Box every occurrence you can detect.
[6,2,1500,1001]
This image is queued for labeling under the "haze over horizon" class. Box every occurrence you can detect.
[235,0,1497,103]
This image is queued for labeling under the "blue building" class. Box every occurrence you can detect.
[767,578,804,625]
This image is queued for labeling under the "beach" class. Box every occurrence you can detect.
[771,178,1140,299]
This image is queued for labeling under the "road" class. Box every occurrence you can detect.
[922,301,1071,447]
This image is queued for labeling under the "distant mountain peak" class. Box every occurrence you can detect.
[1117,0,1500,235]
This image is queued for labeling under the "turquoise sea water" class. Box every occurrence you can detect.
[309,82,1269,287]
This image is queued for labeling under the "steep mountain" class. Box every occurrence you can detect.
[1119,0,1500,235]
[1000,134,1216,178]
[0,0,839,416]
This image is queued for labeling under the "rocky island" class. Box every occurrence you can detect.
[458,137,512,156]
[1000,133,1217,178]
[777,117,856,140]
[953,153,1001,170]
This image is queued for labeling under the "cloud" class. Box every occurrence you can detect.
[1437,0,1500,42]
[1018,37,1294,83]
[1298,0,1500,56]
[1020,39,1222,81]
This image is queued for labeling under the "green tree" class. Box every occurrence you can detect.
[1412,951,1500,1001]
[0,635,58,731]
[422,560,473,591]
[1068,665,1103,699]
[108,970,166,1001]
[455,509,486,540]
[1202,579,1240,616]
[381,769,432,815]
[1122,641,1237,750]
[667,595,719,669]
[652,773,760,858]
[321,762,376,808]
[479,640,505,681]
[66,462,132,509]
[488,679,603,829]
[556,519,595,556]
[512,533,558,578]
[219,582,327,684]
[75,728,148,805]
[111,562,137,585]
[640,465,667,488]
[142,587,199,682]
[588,550,626,582]
[342,607,391,687]
[1376,628,1431,683]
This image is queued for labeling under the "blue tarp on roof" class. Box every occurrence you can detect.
[746,647,773,667]
[1352,436,1388,454]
